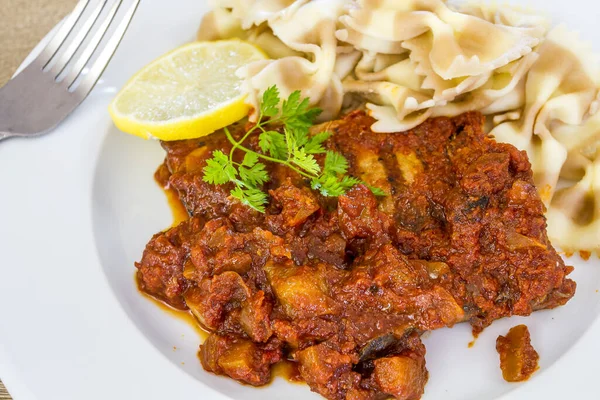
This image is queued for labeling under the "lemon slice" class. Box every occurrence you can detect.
[109,40,267,141]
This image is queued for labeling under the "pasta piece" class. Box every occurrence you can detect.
[403,32,493,101]
[353,53,422,89]
[197,8,304,59]
[209,0,309,30]
[491,25,600,205]
[547,151,600,254]
[344,54,437,131]
[197,8,247,41]
[552,111,600,181]
[236,0,350,121]
[459,1,551,32]
[336,27,408,54]
[367,104,433,133]
[339,0,542,80]
[430,52,538,117]
[334,0,545,131]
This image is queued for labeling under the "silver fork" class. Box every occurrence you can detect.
[0,0,140,141]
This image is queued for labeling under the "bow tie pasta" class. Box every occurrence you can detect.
[198,0,600,254]
[491,26,600,202]
[546,119,600,255]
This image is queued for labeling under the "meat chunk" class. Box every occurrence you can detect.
[184,271,252,332]
[265,262,338,319]
[296,343,361,400]
[337,185,393,247]
[496,325,539,382]
[135,216,204,309]
[372,355,427,400]
[267,180,321,232]
[199,334,282,386]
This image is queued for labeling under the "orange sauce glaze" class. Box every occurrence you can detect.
[136,274,208,341]
[164,186,190,227]
[271,360,304,384]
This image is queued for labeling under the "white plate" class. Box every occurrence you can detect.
[1,1,600,399]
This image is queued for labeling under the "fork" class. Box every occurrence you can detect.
[0,0,140,141]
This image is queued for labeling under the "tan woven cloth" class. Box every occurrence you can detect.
[0,2,78,397]
[0,0,77,85]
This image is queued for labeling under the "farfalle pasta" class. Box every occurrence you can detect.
[547,149,600,255]
[489,26,600,245]
[334,0,545,131]
[339,0,543,79]
[197,0,600,253]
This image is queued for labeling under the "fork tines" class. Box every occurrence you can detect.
[37,0,140,93]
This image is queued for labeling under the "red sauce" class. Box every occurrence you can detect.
[272,360,304,384]
[155,162,190,227]
[164,186,189,227]
[136,273,208,341]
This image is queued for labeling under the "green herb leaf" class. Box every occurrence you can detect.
[323,151,348,176]
[290,127,309,148]
[242,152,259,167]
[231,187,268,213]
[239,162,269,187]
[203,150,236,185]
[313,175,362,197]
[304,132,331,154]
[339,175,363,190]
[286,108,322,134]
[284,128,296,158]
[280,90,322,134]
[259,130,287,160]
[368,185,388,197]
[292,148,321,176]
[260,86,280,118]
[281,91,303,119]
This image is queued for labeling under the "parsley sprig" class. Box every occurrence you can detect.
[202,86,385,212]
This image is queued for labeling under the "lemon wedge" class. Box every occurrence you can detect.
[109,40,267,141]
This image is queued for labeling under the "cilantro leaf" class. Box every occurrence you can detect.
[311,175,342,197]
[285,108,322,134]
[281,90,302,118]
[203,150,236,185]
[339,175,363,190]
[280,90,322,134]
[242,152,259,168]
[292,148,321,176]
[284,128,296,158]
[231,187,268,213]
[239,162,269,187]
[312,174,362,197]
[290,127,309,148]
[260,86,280,118]
[259,130,287,160]
[368,185,388,197]
[323,151,348,176]
[304,132,331,154]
